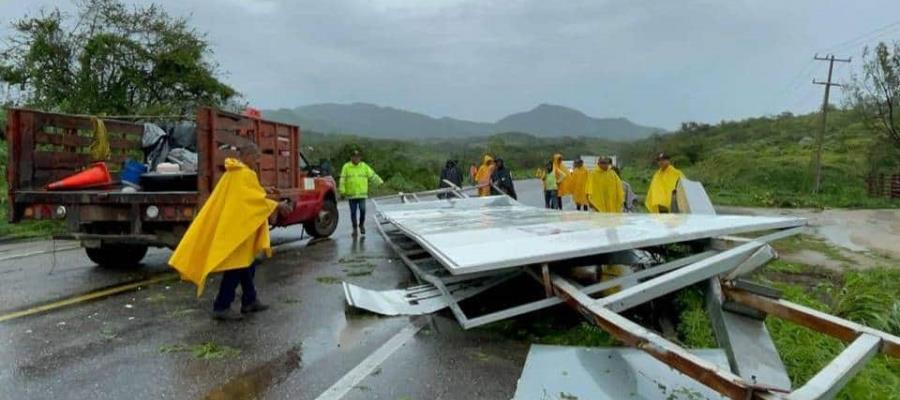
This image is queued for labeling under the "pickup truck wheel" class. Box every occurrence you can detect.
[304,199,339,238]
[85,244,149,268]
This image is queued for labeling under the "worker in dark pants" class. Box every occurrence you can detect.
[212,260,266,320]
[211,199,291,321]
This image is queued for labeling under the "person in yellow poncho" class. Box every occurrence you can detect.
[552,153,569,209]
[645,152,684,213]
[169,158,288,321]
[569,158,590,211]
[585,156,625,213]
[475,154,495,196]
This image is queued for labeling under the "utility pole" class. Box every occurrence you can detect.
[811,54,851,194]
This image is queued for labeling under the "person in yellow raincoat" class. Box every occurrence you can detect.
[475,155,495,196]
[585,157,624,213]
[569,158,590,211]
[645,152,684,213]
[552,153,569,209]
[169,158,288,320]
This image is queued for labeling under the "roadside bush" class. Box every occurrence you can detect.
[381,174,427,194]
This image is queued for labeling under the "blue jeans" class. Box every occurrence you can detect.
[544,190,559,209]
[349,198,366,227]
[213,261,258,311]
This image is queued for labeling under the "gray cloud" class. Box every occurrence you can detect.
[2,0,899,129]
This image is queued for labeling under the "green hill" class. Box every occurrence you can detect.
[619,109,900,208]
[265,102,663,141]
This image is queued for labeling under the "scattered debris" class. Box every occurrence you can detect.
[145,293,167,303]
[168,308,198,317]
[99,327,117,339]
[159,342,240,359]
[316,276,342,285]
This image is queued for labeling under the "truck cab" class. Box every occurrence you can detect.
[5,107,338,267]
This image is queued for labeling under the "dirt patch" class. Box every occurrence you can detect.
[777,243,893,271]
[781,249,857,272]
[720,206,900,265]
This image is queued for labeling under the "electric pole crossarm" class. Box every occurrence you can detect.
[813,79,844,87]
[814,55,852,63]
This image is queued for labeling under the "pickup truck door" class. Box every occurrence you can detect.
[283,153,322,225]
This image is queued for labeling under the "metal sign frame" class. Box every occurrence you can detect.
[366,186,899,399]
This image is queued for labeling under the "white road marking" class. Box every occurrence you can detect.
[315,321,424,400]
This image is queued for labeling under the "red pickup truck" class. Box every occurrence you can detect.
[5,107,338,267]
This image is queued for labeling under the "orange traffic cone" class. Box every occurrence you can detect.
[47,162,112,190]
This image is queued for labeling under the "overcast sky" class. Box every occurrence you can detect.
[3,0,900,129]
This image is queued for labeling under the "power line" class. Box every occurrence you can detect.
[818,20,900,54]
[778,21,899,115]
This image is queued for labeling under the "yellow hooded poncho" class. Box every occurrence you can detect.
[169,158,277,296]
[585,167,624,213]
[553,154,571,196]
[475,155,495,196]
[569,164,589,206]
[645,165,684,213]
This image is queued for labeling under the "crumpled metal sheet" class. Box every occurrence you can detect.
[513,345,730,400]
[342,275,511,316]
[377,196,805,275]
[342,282,450,316]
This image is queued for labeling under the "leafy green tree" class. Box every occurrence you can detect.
[0,0,236,116]
[850,41,900,150]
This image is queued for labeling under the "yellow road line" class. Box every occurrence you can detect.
[0,273,178,323]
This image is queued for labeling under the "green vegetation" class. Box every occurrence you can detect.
[0,134,65,238]
[674,288,717,348]
[159,342,240,359]
[622,110,900,208]
[0,0,235,116]
[300,106,899,209]
[339,255,377,276]
[478,314,617,347]
[303,130,623,196]
[316,276,342,285]
[754,264,900,398]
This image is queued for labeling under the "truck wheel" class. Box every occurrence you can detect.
[304,199,339,238]
[85,244,149,268]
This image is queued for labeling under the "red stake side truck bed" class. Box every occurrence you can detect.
[5,107,338,267]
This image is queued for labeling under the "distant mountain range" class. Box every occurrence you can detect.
[262,103,664,141]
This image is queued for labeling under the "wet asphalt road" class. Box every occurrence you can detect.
[0,180,553,400]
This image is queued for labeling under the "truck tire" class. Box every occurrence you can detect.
[85,244,149,268]
[304,199,339,238]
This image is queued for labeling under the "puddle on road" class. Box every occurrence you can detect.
[338,311,385,349]
[202,346,302,400]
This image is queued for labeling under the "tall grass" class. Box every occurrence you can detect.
[672,265,900,398]
[761,266,900,399]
